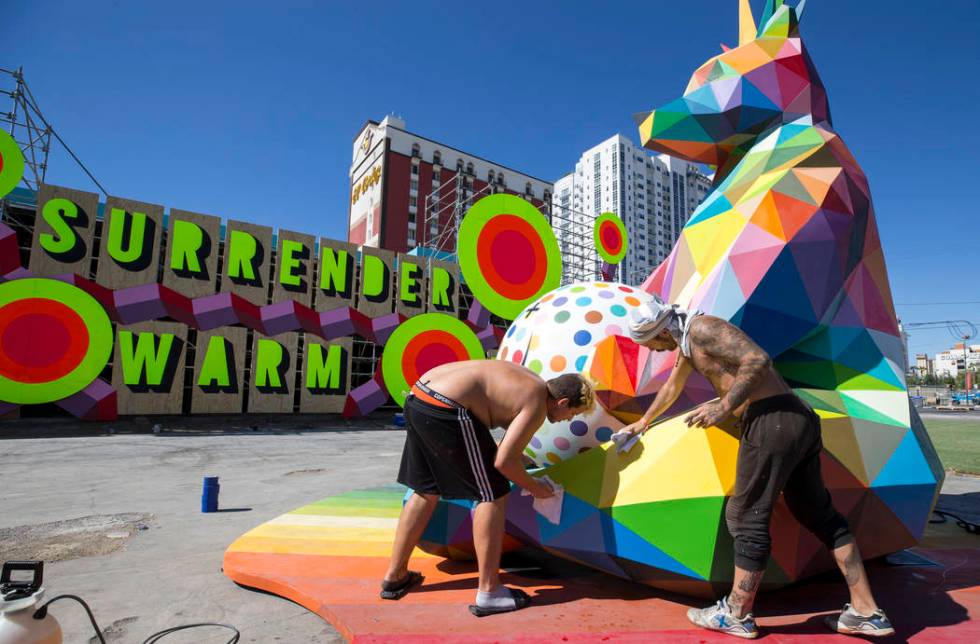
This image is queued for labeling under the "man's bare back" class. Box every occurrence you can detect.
[420,360,549,430]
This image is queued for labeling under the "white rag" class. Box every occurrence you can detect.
[610,430,642,454]
[520,475,564,525]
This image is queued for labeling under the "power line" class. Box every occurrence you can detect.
[897,301,980,306]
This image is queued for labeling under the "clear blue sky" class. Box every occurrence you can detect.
[3,1,979,357]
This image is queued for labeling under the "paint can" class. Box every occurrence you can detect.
[201,476,220,513]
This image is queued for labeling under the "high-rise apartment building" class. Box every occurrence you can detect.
[348,115,552,253]
[553,134,712,285]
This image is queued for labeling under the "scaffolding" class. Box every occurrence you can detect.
[1,67,51,192]
[0,66,107,197]
[420,172,494,255]
[419,174,607,286]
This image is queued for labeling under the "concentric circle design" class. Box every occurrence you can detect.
[0,129,25,199]
[594,212,628,264]
[382,313,486,407]
[0,278,113,405]
[458,194,562,320]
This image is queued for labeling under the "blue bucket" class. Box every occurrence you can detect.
[201,475,220,513]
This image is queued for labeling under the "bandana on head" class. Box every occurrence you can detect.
[628,295,704,358]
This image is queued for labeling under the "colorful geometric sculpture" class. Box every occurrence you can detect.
[381,313,485,407]
[504,416,743,597]
[422,0,943,595]
[0,278,113,405]
[496,281,665,467]
[0,129,24,199]
[632,0,943,581]
[457,194,562,321]
[593,212,628,265]
[56,377,117,421]
[586,334,714,425]
[342,369,389,419]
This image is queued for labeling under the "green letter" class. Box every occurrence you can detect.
[106,208,149,265]
[305,343,342,391]
[118,330,175,386]
[399,259,422,304]
[254,338,285,388]
[197,336,231,387]
[227,230,258,281]
[362,254,386,299]
[170,219,205,274]
[279,239,305,287]
[319,247,350,296]
[39,198,80,256]
[431,266,453,310]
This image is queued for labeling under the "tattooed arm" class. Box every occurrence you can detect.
[620,352,694,438]
[685,317,772,428]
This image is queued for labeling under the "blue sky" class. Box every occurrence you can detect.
[3,1,979,357]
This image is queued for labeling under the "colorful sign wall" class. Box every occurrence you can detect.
[0,179,477,419]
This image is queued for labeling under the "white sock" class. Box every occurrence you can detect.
[475,585,516,609]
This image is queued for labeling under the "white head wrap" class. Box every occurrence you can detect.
[628,295,703,358]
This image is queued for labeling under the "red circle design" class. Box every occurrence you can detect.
[491,230,535,284]
[600,220,623,254]
[400,330,470,385]
[476,214,547,301]
[0,298,90,383]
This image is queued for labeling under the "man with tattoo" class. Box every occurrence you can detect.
[618,297,893,638]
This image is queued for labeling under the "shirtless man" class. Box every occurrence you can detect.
[619,297,893,639]
[380,360,594,617]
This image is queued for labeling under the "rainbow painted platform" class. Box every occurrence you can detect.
[223,485,980,643]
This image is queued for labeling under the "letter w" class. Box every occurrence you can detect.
[119,330,175,386]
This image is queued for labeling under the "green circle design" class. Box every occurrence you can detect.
[381,313,485,408]
[0,129,25,199]
[594,212,629,264]
[0,278,113,405]
[458,194,562,320]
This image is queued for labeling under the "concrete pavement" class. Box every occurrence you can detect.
[1,417,407,643]
[2,416,978,642]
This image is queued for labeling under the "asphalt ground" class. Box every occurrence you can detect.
[1,414,977,643]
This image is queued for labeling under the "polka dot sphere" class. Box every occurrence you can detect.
[497,281,658,467]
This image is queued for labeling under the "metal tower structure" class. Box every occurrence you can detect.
[420,175,606,286]
[1,66,51,191]
[0,66,107,196]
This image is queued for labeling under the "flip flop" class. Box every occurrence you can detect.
[468,588,532,617]
[379,570,424,600]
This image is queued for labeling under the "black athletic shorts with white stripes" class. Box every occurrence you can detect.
[397,383,511,503]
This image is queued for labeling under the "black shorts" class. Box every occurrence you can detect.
[397,394,511,502]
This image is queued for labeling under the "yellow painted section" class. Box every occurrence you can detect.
[738,0,757,46]
[227,535,438,558]
[721,41,771,75]
[246,523,397,543]
[267,514,399,530]
[684,212,745,275]
[820,416,869,484]
[600,417,739,507]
